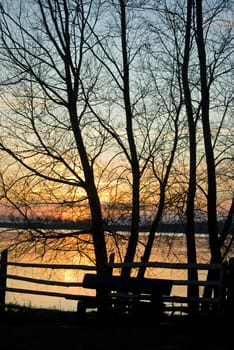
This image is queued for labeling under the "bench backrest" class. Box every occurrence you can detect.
[82,273,172,296]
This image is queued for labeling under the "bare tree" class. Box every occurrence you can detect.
[138,0,233,280]
[0,0,108,271]
[0,0,233,280]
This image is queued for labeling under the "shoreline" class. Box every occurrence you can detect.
[0,220,226,234]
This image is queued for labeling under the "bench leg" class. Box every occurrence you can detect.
[77,301,87,320]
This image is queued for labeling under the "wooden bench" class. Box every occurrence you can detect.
[77,273,173,320]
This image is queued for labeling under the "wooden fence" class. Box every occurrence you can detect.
[0,249,233,319]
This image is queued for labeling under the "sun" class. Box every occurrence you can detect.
[64,270,75,283]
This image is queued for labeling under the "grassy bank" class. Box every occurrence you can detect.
[0,306,232,350]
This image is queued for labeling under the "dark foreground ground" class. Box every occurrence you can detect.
[0,306,232,350]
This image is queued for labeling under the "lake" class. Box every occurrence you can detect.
[0,229,228,311]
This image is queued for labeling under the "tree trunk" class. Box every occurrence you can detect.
[137,107,180,278]
[119,0,140,276]
[195,0,221,264]
[195,0,221,310]
[182,0,199,306]
[69,104,108,272]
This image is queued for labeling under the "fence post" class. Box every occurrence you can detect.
[218,261,228,320]
[227,257,234,321]
[108,253,115,276]
[0,249,8,312]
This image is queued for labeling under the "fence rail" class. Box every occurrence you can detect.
[3,261,97,270]
[0,249,233,319]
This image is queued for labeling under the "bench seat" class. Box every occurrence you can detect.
[77,273,173,320]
